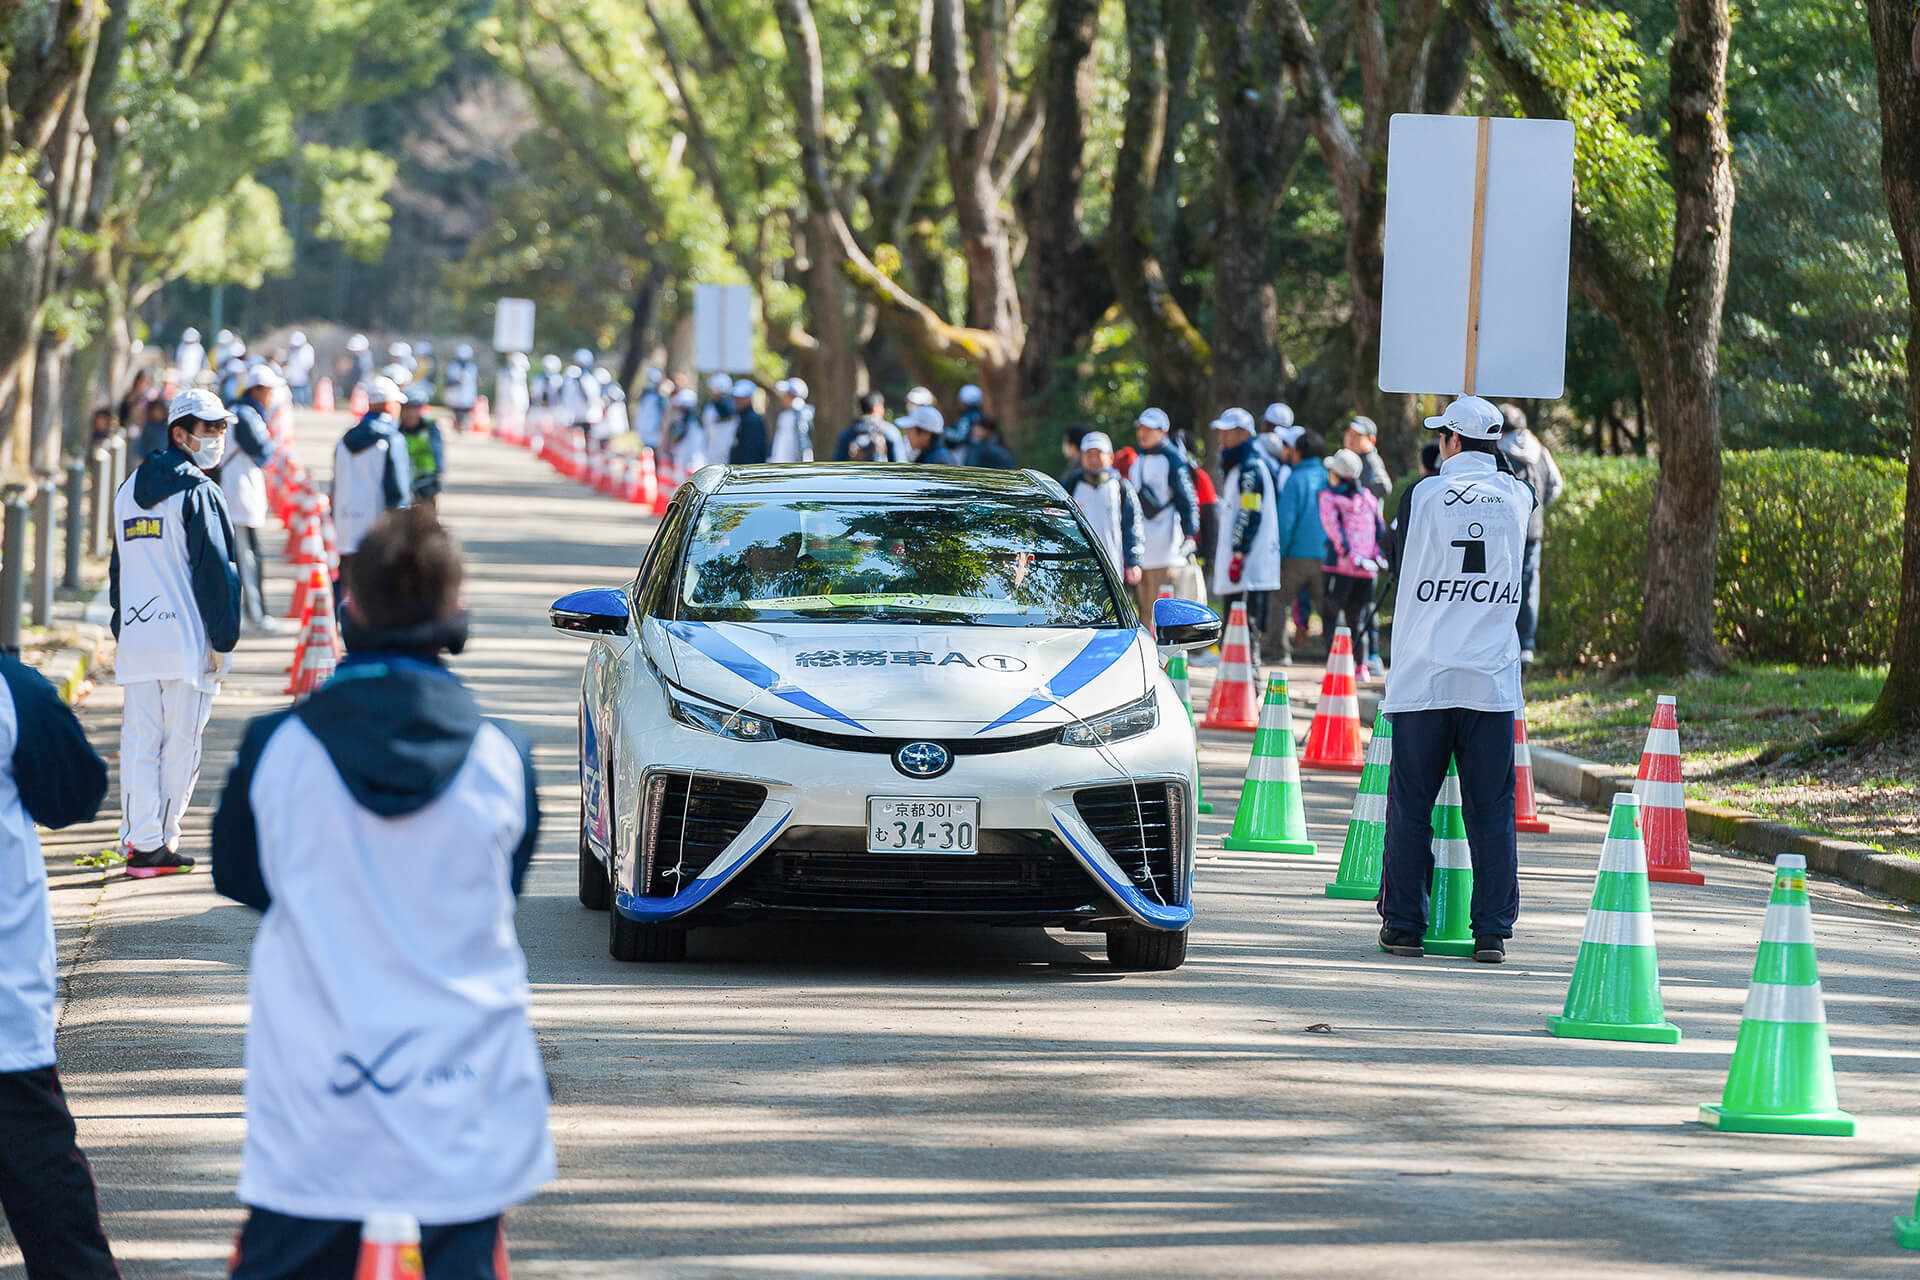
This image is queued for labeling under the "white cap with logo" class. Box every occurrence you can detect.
[1209,407,1256,433]
[167,389,237,426]
[1078,431,1114,455]
[708,373,733,395]
[958,384,983,406]
[1135,407,1170,434]
[1423,394,1505,440]
[1262,402,1295,429]
[731,378,756,398]
[244,365,284,391]
[366,376,405,406]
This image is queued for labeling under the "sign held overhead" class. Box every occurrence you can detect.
[1378,113,1576,400]
[493,298,535,354]
[693,284,756,374]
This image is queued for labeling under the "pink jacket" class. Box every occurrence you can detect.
[1318,485,1384,578]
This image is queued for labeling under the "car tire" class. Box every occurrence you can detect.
[578,808,611,911]
[1107,926,1188,971]
[609,908,688,963]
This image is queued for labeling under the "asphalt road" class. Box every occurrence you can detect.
[11,416,1920,1279]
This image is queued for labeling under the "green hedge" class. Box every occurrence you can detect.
[1541,450,1907,667]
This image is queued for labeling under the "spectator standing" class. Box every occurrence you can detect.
[345,335,373,394]
[225,367,285,634]
[175,327,206,383]
[399,391,446,506]
[1127,408,1200,611]
[835,392,900,461]
[1255,402,1295,472]
[1319,449,1386,678]
[901,405,956,464]
[1208,408,1283,665]
[213,509,552,1279]
[728,380,769,464]
[1343,416,1394,502]
[109,389,243,876]
[964,417,1018,469]
[0,652,118,1280]
[946,384,985,452]
[118,370,154,428]
[137,397,171,458]
[442,344,479,431]
[633,370,667,450]
[331,377,411,586]
[1497,402,1563,664]
[769,378,815,463]
[283,333,315,408]
[701,374,738,463]
[1267,427,1331,665]
[1063,433,1145,588]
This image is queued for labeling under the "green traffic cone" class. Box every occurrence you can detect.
[1699,853,1854,1136]
[1422,761,1475,957]
[1547,794,1681,1043]
[1326,711,1392,899]
[1895,1185,1920,1249]
[1223,674,1315,855]
[1166,652,1212,814]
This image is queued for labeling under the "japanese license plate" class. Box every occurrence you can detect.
[867,797,980,854]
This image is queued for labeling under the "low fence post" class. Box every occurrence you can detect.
[30,477,53,626]
[62,458,86,590]
[0,490,28,655]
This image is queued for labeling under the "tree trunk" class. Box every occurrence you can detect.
[618,263,663,395]
[801,205,861,454]
[1854,0,1920,738]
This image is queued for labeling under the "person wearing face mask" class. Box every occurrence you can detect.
[1062,432,1145,588]
[108,389,243,878]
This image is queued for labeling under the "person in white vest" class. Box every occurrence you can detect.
[633,369,667,449]
[769,377,815,463]
[0,652,118,1278]
[1209,407,1283,666]
[497,351,531,435]
[331,376,412,585]
[1377,394,1536,965]
[175,326,206,383]
[1063,433,1145,587]
[109,388,243,877]
[1126,408,1200,613]
[283,332,315,407]
[213,508,552,1279]
[225,366,287,635]
[442,343,480,431]
[701,373,739,463]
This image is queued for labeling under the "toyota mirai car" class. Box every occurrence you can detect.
[550,463,1220,969]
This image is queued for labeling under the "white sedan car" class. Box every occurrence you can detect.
[551,463,1220,969]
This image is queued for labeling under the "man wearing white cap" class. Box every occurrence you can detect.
[284,332,315,407]
[1255,402,1295,472]
[1064,432,1144,586]
[770,377,815,463]
[945,383,985,451]
[443,343,480,431]
[1209,407,1283,664]
[345,334,373,393]
[332,376,412,578]
[1377,394,1536,964]
[634,369,667,449]
[701,373,739,463]
[900,404,956,464]
[1127,408,1200,612]
[227,367,287,633]
[176,326,206,382]
[109,389,244,877]
[729,379,769,464]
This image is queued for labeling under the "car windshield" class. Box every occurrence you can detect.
[676,495,1124,627]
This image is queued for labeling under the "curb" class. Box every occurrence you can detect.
[28,627,108,706]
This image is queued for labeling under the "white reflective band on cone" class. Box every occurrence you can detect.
[1596,834,1649,875]
[1353,791,1387,824]
[1742,981,1826,1024]
[1513,741,1532,765]
[1323,695,1360,717]
[1248,752,1301,785]
[1581,908,1656,947]
[1432,836,1472,869]
[1643,727,1681,757]
[1635,778,1687,809]
[1761,906,1817,945]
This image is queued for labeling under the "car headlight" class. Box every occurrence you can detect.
[1059,692,1159,747]
[668,689,778,742]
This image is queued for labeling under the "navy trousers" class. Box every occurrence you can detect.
[1379,707,1520,939]
[0,1066,119,1279]
[230,1209,505,1280]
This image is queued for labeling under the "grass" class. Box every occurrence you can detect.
[1523,664,1919,861]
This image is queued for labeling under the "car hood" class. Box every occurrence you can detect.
[652,619,1150,737]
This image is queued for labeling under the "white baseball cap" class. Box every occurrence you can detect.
[1078,431,1114,455]
[167,389,237,426]
[958,384,983,406]
[1327,448,1364,480]
[1277,424,1305,448]
[786,377,808,400]
[774,379,792,395]
[644,368,663,385]
[899,404,944,434]
[1209,407,1256,433]
[708,373,733,395]
[183,327,201,342]
[456,343,474,359]
[1135,407,1171,434]
[673,388,698,408]
[290,331,306,345]
[1424,394,1505,440]
[1263,402,1295,429]
[906,385,935,407]
[347,334,369,352]
[732,378,757,398]
[243,365,284,391]
[366,376,405,405]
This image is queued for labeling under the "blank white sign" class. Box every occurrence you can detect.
[693,284,756,374]
[493,298,535,354]
[1378,114,1576,399]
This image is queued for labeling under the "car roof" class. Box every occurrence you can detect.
[702,463,1065,501]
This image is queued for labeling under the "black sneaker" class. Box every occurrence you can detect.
[1378,927,1424,957]
[126,848,196,879]
[1473,936,1506,964]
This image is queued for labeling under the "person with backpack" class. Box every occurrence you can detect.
[1319,449,1387,679]
[1497,402,1564,664]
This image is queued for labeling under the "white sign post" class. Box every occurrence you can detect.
[493,298,536,354]
[693,284,756,374]
[1378,114,1576,399]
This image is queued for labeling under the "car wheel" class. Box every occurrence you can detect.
[609,908,688,963]
[1107,926,1188,971]
[578,802,611,911]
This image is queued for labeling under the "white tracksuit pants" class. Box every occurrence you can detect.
[119,679,215,853]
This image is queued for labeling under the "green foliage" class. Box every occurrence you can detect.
[297,144,398,263]
[0,148,47,249]
[174,177,295,288]
[1542,451,1907,667]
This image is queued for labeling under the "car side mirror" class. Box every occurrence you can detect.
[550,587,630,636]
[1152,596,1222,651]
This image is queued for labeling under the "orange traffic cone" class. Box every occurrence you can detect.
[348,383,369,417]
[472,395,491,433]
[283,489,315,562]
[1201,601,1261,731]
[313,376,335,414]
[1513,710,1551,834]
[285,561,324,623]
[316,494,340,572]
[1635,695,1703,885]
[354,1212,425,1280]
[1299,625,1366,773]
[286,580,340,697]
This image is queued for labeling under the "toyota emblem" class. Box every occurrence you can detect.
[893,741,953,779]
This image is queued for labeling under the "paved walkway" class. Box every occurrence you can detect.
[10,418,1919,1278]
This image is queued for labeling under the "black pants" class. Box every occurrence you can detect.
[1221,589,1268,667]
[238,525,268,621]
[1323,573,1373,668]
[230,1209,504,1280]
[1516,537,1543,653]
[1379,707,1519,939]
[0,1066,119,1279]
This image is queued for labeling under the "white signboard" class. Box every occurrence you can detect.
[1378,114,1576,399]
[493,298,535,354]
[693,283,755,374]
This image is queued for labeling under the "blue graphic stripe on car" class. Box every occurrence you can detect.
[975,630,1137,734]
[664,620,870,732]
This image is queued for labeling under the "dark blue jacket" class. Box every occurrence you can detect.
[108,446,243,653]
[729,409,769,465]
[1132,438,1201,538]
[965,437,1018,470]
[229,394,276,467]
[915,442,960,466]
[2,654,107,830]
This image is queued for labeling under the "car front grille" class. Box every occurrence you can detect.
[719,829,1113,915]
[642,773,768,896]
[1073,781,1184,906]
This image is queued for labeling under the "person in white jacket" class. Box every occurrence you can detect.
[109,389,243,876]
[331,377,412,578]
[769,377,815,463]
[283,332,315,407]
